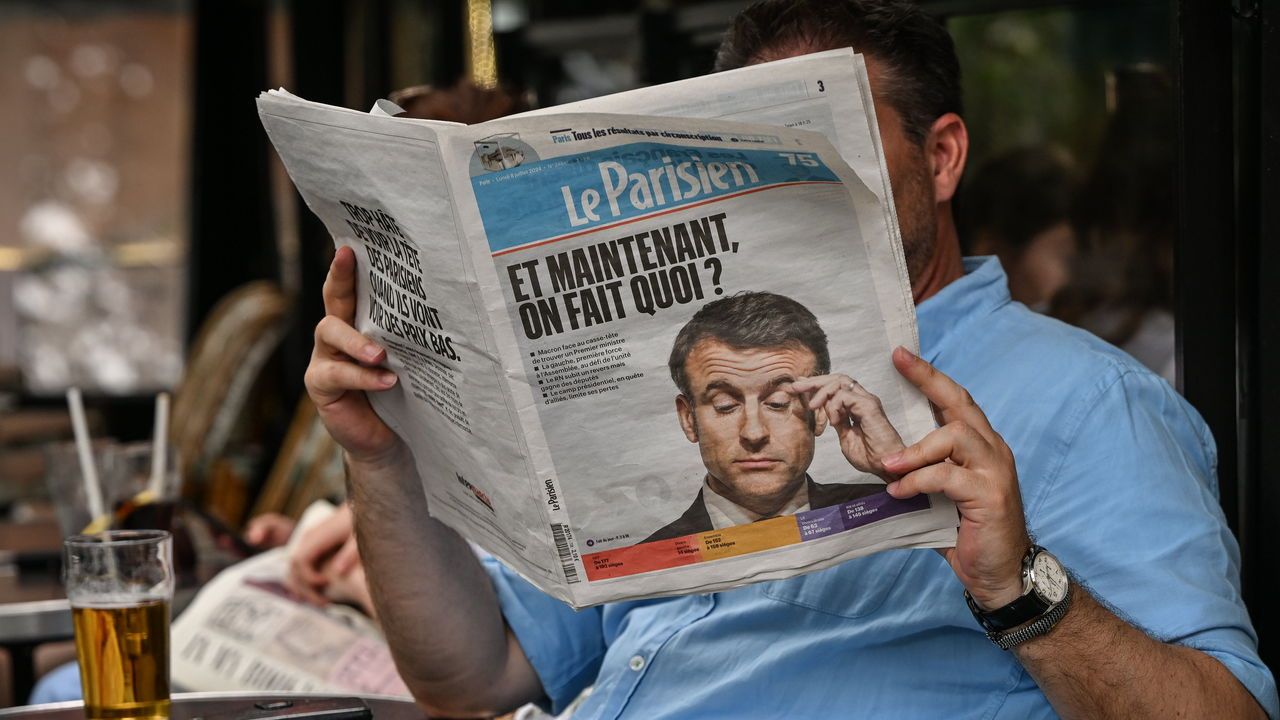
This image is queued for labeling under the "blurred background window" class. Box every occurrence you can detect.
[949,4,1171,172]
[948,3,1177,384]
[0,0,190,396]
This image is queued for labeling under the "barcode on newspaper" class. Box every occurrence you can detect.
[550,523,581,584]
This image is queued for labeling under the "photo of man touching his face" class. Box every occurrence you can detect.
[644,292,907,543]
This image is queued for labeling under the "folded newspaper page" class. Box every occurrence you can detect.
[172,503,410,696]
[516,49,904,289]
[257,51,958,608]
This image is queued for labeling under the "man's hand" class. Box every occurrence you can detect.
[286,503,360,606]
[306,245,402,465]
[873,348,1268,719]
[880,347,1031,610]
[323,562,376,619]
[792,373,906,483]
[244,513,296,549]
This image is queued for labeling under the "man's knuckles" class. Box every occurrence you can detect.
[315,316,371,357]
[943,420,986,452]
[948,385,976,409]
[303,364,332,397]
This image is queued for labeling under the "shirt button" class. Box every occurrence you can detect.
[628,655,645,672]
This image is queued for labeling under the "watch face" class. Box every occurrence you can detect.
[1032,552,1069,603]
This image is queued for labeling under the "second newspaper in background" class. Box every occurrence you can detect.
[258,51,958,608]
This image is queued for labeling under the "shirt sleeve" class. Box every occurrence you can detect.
[1026,368,1278,718]
[481,555,606,714]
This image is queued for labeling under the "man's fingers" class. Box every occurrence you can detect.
[796,374,852,411]
[323,246,359,323]
[790,375,826,393]
[331,538,361,575]
[244,513,295,549]
[891,346,972,411]
[832,415,860,446]
[892,347,996,438]
[290,551,327,586]
[886,462,978,503]
[841,383,898,436]
[823,394,849,429]
[316,315,385,365]
[305,359,397,404]
[823,384,896,437]
[813,407,829,437]
[286,556,329,605]
[792,374,841,407]
[824,388,875,431]
[880,421,989,474]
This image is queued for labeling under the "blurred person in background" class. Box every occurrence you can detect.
[1052,65,1176,383]
[958,146,1078,311]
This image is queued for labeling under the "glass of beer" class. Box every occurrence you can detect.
[64,530,174,720]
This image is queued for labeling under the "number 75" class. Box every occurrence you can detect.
[779,152,820,167]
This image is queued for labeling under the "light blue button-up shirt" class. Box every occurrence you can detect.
[484,257,1278,719]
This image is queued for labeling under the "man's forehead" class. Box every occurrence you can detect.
[687,339,817,387]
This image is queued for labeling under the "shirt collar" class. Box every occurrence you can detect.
[915,256,1012,360]
[702,476,811,530]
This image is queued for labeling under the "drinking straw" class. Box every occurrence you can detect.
[147,392,170,498]
[66,388,107,531]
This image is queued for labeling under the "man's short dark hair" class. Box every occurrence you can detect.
[715,0,962,145]
[670,291,830,399]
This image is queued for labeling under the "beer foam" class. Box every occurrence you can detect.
[70,594,167,609]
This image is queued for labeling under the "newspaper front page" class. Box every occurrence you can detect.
[517,49,904,289]
[257,52,958,608]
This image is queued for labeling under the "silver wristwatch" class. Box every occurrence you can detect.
[965,545,1072,650]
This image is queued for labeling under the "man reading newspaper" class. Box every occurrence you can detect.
[305,1,1275,717]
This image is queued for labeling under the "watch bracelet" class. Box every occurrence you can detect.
[990,587,1072,650]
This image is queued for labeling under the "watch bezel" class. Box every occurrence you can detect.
[1028,549,1069,604]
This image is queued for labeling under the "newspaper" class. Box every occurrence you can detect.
[171,503,410,696]
[515,50,905,289]
[256,50,958,608]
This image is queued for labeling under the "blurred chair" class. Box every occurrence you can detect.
[250,396,345,521]
[171,281,290,496]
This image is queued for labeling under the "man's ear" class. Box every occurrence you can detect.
[676,395,699,443]
[926,112,968,204]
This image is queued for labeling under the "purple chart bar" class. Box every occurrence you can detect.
[795,491,932,542]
